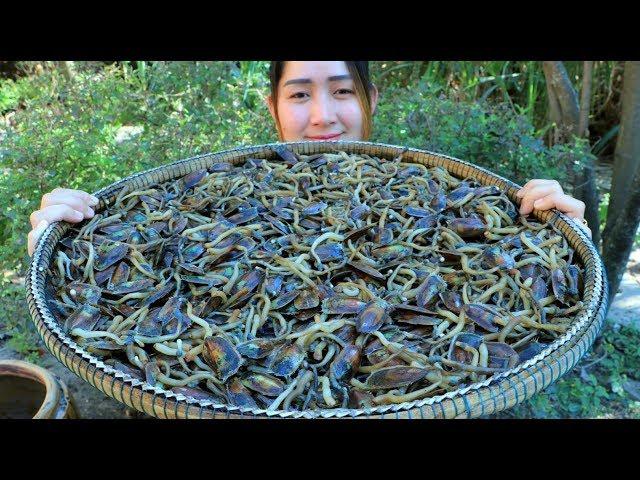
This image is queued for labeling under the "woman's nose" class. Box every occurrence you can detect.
[309,94,337,126]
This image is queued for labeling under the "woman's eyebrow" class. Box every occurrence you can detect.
[282,74,352,87]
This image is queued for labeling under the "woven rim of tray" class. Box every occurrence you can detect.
[26,141,609,419]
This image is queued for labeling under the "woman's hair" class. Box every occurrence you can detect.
[268,61,375,140]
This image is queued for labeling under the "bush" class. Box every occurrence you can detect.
[0,62,276,274]
[372,79,595,188]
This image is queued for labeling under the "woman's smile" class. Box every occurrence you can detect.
[305,133,343,140]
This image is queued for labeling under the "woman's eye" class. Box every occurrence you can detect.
[335,88,355,95]
[289,92,309,99]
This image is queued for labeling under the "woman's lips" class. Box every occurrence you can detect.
[306,133,342,140]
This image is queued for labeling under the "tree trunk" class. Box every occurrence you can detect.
[56,61,75,82]
[602,61,640,304]
[574,61,601,249]
[543,61,580,143]
[605,62,640,228]
[543,61,600,248]
[579,62,593,137]
[544,66,563,145]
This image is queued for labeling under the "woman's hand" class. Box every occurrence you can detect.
[28,188,99,257]
[516,179,591,238]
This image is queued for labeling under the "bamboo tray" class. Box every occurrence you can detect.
[26,141,608,419]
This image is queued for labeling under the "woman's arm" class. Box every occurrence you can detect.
[517,179,592,238]
[27,188,98,256]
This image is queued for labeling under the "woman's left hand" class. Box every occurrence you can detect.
[516,179,592,238]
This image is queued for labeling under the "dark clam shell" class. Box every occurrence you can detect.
[236,338,280,359]
[227,378,259,409]
[551,268,568,304]
[404,205,432,218]
[356,299,391,334]
[447,184,474,205]
[397,165,423,179]
[430,191,447,212]
[365,366,430,389]
[140,282,175,308]
[265,275,284,297]
[294,288,320,310]
[415,273,446,308]
[517,342,545,362]
[172,386,224,403]
[66,282,102,305]
[105,279,154,295]
[269,343,305,378]
[95,242,129,271]
[181,243,206,263]
[203,335,243,382]
[448,218,486,238]
[344,224,375,243]
[371,244,411,263]
[242,373,285,397]
[530,277,548,302]
[227,207,259,225]
[274,146,299,165]
[329,344,361,383]
[485,342,520,369]
[482,246,516,271]
[271,290,300,310]
[63,303,101,333]
[110,262,131,286]
[462,304,500,333]
[350,204,371,221]
[440,291,463,314]
[182,169,207,190]
[347,261,386,281]
[302,202,328,216]
[210,162,233,172]
[414,214,438,229]
[321,297,367,315]
[315,243,344,263]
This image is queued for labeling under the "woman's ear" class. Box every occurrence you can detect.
[369,84,379,115]
[266,94,277,122]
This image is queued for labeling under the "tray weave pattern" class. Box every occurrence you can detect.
[26,141,609,419]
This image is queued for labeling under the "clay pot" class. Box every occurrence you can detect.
[0,359,77,419]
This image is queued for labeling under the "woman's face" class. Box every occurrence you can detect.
[267,61,378,142]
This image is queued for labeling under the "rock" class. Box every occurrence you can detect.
[623,380,640,401]
[114,125,144,144]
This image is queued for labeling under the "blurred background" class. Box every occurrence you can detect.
[0,60,638,418]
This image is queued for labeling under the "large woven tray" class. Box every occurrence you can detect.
[26,141,608,419]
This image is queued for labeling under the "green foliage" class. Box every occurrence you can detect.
[0,74,43,113]
[371,61,618,138]
[372,79,595,187]
[0,280,41,364]
[495,322,640,418]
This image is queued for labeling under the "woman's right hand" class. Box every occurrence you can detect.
[28,188,99,257]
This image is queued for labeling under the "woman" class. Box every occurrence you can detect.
[27,61,590,256]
